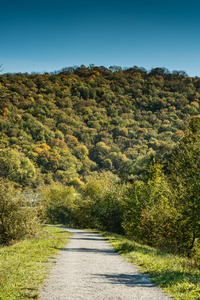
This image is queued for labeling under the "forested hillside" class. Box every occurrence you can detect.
[1,66,200,259]
[1,65,200,186]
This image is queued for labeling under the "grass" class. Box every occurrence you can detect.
[101,232,200,300]
[0,225,71,300]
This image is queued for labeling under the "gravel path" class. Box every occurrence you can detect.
[39,227,172,300]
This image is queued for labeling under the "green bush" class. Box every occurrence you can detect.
[0,180,41,245]
[78,172,125,232]
[39,183,76,224]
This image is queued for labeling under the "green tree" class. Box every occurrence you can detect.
[0,149,36,186]
[168,117,200,254]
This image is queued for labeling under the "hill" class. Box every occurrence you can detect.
[0,65,200,187]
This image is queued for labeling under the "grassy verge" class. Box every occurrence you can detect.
[0,225,71,300]
[101,232,200,300]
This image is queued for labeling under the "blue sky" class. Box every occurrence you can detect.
[1,0,200,76]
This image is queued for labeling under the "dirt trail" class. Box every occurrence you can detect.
[39,227,172,300]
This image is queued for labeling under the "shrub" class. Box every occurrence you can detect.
[0,180,41,245]
[39,183,75,224]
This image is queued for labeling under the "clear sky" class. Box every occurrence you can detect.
[1,0,200,77]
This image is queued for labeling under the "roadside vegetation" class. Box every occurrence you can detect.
[0,226,71,300]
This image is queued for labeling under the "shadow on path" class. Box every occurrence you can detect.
[54,247,117,255]
[92,273,155,288]
[70,237,105,241]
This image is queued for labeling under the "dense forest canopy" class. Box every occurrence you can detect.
[0,65,199,186]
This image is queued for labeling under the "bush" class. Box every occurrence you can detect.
[79,172,125,232]
[0,180,41,245]
[39,183,76,224]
